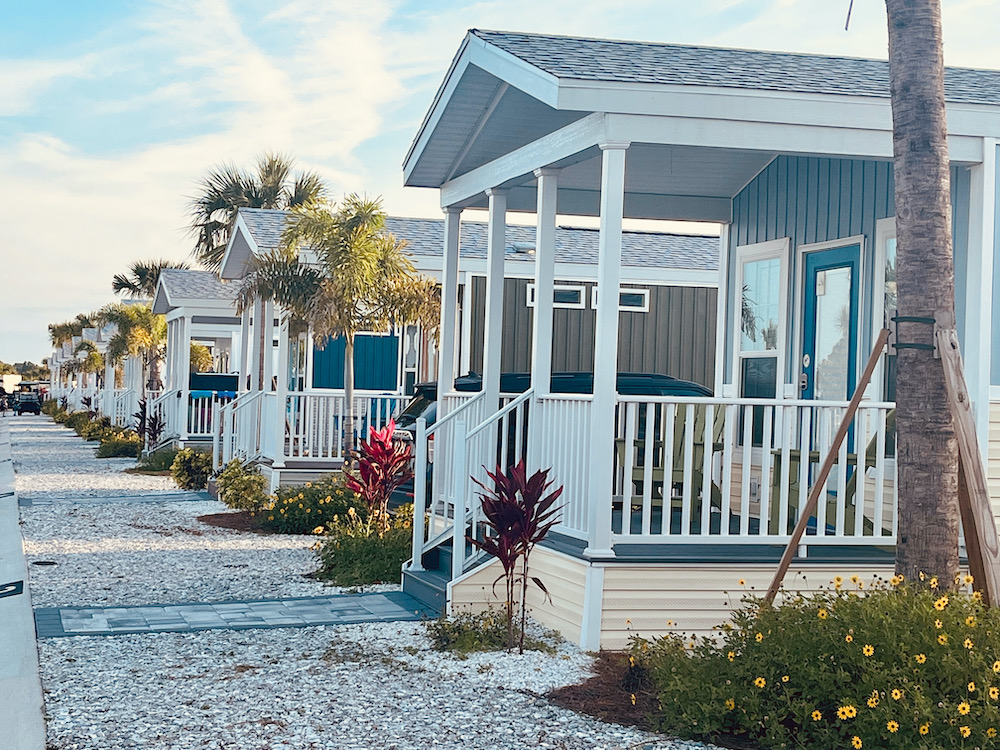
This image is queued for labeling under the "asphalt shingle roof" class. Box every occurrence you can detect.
[472,30,1000,106]
[236,209,717,272]
[158,269,237,302]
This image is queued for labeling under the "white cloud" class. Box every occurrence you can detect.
[0,55,98,116]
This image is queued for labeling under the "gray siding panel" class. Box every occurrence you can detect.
[469,276,717,387]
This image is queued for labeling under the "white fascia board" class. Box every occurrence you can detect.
[404,34,561,184]
[151,283,172,315]
[191,323,241,339]
[456,258,717,286]
[173,298,239,314]
[219,213,258,280]
[440,113,606,207]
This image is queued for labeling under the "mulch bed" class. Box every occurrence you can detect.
[548,651,657,732]
[197,511,257,532]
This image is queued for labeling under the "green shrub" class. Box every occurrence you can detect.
[96,430,141,458]
[632,575,1000,750]
[251,474,360,535]
[80,416,113,441]
[64,411,92,433]
[134,448,179,473]
[311,503,412,585]
[41,399,64,417]
[216,460,268,512]
[427,609,557,657]
[170,448,213,490]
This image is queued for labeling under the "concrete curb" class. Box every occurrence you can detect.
[0,417,47,749]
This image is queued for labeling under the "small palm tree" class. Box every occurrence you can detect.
[48,313,96,347]
[189,152,326,271]
[236,194,439,452]
[112,259,191,299]
[96,303,167,395]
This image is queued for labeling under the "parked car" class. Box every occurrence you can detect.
[390,371,713,506]
[13,392,42,415]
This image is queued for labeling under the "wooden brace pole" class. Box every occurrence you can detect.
[764,328,891,604]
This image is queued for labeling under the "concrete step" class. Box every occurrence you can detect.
[401,567,449,615]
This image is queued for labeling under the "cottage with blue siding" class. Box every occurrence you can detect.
[399,30,1000,650]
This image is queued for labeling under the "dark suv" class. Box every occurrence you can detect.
[390,371,712,505]
[14,392,42,415]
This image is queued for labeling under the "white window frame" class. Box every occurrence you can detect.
[526,283,586,309]
[871,217,897,401]
[731,238,790,398]
[590,286,651,313]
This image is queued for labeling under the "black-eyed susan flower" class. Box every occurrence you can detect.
[966,615,977,627]
[964,574,974,585]
[915,653,927,664]
[862,644,875,657]
[934,596,949,611]
[845,634,853,643]
[959,726,971,738]
[887,720,899,733]
[851,735,862,748]
[987,727,997,738]
[935,619,943,629]
[755,632,763,643]
[727,651,735,662]
[837,705,857,720]
[867,696,879,708]
[753,677,766,688]
[958,701,971,716]
[738,578,745,585]
[818,608,828,619]
[781,675,789,683]
[811,710,822,721]
[891,688,903,700]
[725,698,735,710]
[938,633,949,645]
[930,576,939,589]
[990,687,999,700]
[969,682,977,693]
[964,638,974,650]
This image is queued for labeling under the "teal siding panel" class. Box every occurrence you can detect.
[994,145,1000,385]
[311,334,399,391]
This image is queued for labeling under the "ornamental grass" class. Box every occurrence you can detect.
[631,575,1000,749]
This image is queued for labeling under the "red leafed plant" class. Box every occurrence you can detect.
[344,419,413,534]
[470,460,563,653]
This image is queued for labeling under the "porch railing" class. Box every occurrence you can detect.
[112,389,136,428]
[612,396,896,545]
[282,391,403,462]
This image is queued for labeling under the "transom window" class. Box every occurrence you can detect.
[526,283,586,309]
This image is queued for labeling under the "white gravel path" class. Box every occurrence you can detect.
[13,415,716,750]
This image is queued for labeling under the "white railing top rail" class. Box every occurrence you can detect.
[616,394,896,410]
[467,388,533,439]
[426,390,485,438]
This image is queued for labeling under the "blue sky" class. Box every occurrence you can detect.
[1,0,997,363]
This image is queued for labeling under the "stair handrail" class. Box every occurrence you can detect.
[231,389,267,463]
[409,391,485,572]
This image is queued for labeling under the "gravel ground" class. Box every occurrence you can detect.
[13,415,717,750]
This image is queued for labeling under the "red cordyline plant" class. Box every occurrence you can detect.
[470,460,563,654]
[344,419,413,535]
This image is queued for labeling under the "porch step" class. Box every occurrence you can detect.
[401,568,449,614]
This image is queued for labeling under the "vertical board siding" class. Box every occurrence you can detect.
[469,276,717,387]
[994,144,1000,385]
[311,334,400,390]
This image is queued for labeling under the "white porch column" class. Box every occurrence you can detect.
[272,314,290,469]
[263,301,276,390]
[529,168,559,471]
[482,189,508,414]
[436,208,463,403]
[179,314,192,441]
[103,356,115,417]
[966,138,996,458]
[250,299,264,392]
[239,306,252,390]
[584,142,629,559]
[305,327,315,390]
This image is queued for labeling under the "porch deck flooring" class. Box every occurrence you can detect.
[34,590,436,638]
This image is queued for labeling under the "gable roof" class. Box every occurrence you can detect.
[225,208,718,277]
[472,30,1000,105]
[152,269,237,314]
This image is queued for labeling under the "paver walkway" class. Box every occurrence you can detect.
[35,590,436,638]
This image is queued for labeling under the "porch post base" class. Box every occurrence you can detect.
[582,546,616,559]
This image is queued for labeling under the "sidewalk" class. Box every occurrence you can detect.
[0,417,46,750]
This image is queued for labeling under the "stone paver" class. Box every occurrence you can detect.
[35,590,435,638]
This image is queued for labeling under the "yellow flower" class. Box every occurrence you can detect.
[938,633,948,645]
[919,723,930,735]
[817,609,828,620]
[990,687,999,700]
[837,705,857,720]
[845,634,853,643]
[312,526,325,535]
[992,660,1000,673]
[974,590,984,602]
[890,575,901,586]
[755,632,763,643]
[915,653,927,664]
[929,576,939,589]
[268,516,274,521]
[834,575,843,585]
[738,578,745,585]
[851,735,862,749]
[988,727,997,738]
[867,696,879,708]
[887,720,899,733]
[891,688,903,700]
[966,615,977,627]
[964,574,974,585]
[960,726,971,738]
[967,682,977,694]
[305,482,312,487]
[958,701,971,716]
[862,644,874,657]
[964,638,974,650]
[727,651,735,662]
[630,693,636,706]
[934,596,949,611]
[753,677,766,688]
[781,675,789,683]
[725,698,735,710]
[811,710,822,721]
[935,619,943,629]
[850,575,860,584]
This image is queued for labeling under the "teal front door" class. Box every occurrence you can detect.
[801,244,860,401]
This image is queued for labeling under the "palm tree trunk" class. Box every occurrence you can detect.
[886,0,960,584]
[343,335,356,456]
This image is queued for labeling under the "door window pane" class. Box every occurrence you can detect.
[884,237,897,401]
[813,266,853,401]
[741,258,781,352]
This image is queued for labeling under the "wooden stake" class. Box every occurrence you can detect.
[935,313,1000,605]
[764,328,891,604]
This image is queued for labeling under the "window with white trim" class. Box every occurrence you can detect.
[733,239,789,401]
[526,283,586,309]
[874,217,897,401]
[590,286,650,312]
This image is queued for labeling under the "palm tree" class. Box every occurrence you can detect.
[112,259,191,299]
[189,152,326,271]
[885,0,960,583]
[96,303,167,395]
[48,313,96,347]
[236,194,440,451]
